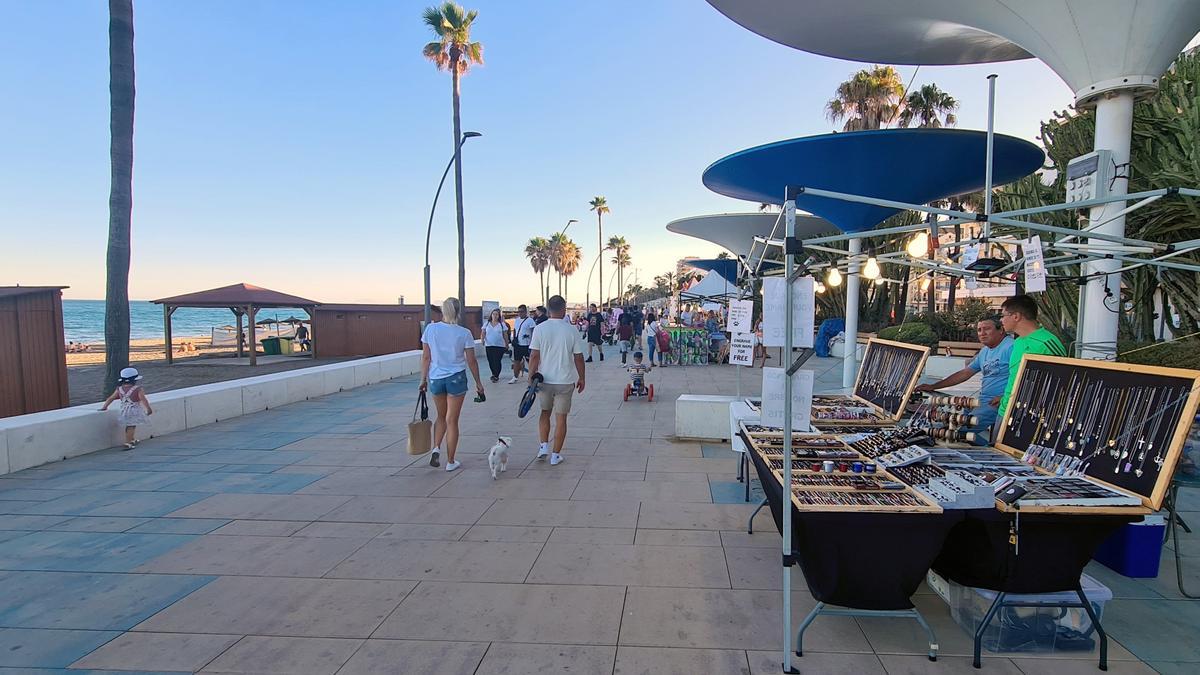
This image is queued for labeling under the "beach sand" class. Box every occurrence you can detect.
[66,335,352,406]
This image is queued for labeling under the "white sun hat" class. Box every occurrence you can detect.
[119,367,142,382]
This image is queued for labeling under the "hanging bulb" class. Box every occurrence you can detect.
[907,231,929,258]
[873,277,885,285]
[815,282,826,294]
[862,256,881,280]
[920,277,931,292]
[826,268,843,287]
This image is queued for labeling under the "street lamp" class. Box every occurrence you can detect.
[424,131,482,328]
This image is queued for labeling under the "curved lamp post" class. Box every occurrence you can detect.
[424,131,482,328]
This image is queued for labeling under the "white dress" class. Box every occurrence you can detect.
[117,385,149,426]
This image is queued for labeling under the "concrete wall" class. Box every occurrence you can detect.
[0,345,442,476]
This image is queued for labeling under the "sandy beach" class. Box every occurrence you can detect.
[66,335,235,367]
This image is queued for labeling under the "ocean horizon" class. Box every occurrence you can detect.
[63,299,308,344]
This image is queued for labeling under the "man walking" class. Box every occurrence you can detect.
[509,304,536,384]
[915,316,1014,443]
[585,303,605,362]
[996,294,1067,420]
[528,295,586,466]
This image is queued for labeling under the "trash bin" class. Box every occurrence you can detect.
[260,337,281,355]
[278,336,294,355]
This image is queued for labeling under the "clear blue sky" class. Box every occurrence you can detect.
[1,0,1076,305]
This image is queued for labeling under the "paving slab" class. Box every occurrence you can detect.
[336,639,488,675]
[199,636,361,674]
[571,478,713,503]
[527,542,731,588]
[0,571,213,631]
[0,627,122,668]
[615,646,751,675]
[319,496,494,525]
[477,498,639,528]
[208,520,309,537]
[461,524,553,543]
[70,632,240,672]
[634,528,722,547]
[474,643,616,675]
[327,539,542,582]
[0,531,195,573]
[547,526,636,545]
[167,494,351,521]
[137,534,369,577]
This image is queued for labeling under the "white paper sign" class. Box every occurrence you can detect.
[763,277,815,348]
[960,243,980,269]
[760,366,814,430]
[729,333,755,366]
[1021,237,1047,293]
[481,300,500,322]
[728,299,753,334]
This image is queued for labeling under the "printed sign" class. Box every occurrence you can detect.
[729,333,755,366]
[1021,237,1047,293]
[763,276,815,348]
[481,300,500,322]
[761,367,814,430]
[728,299,753,334]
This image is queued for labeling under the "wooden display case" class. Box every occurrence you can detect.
[811,338,931,427]
[992,355,1200,514]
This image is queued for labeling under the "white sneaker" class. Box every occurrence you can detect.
[508,376,520,384]
[536,444,550,461]
[445,460,461,472]
[550,453,564,466]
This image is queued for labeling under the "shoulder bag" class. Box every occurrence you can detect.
[406,391,432,455]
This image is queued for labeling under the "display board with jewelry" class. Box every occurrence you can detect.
[912,394,982,444]
[810,339,931,427]
[740,421,942,513]
[994,355,1200,511]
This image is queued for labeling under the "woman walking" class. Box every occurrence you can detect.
[645,312,666,367]
[420,298,485,472]
[481,308,510,383]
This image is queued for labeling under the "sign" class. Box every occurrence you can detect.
[761,367,814,431]
[960,243,980,269]
[729,333,755,366]
[1021,237,1047,293]
[728,299,753,334]
[763,276,815,348]
[481,300,500,322]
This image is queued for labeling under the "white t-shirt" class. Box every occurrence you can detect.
[529,317,584,385]
[422,322,474,380]
[482,321,507,348]
[513,316,536,346]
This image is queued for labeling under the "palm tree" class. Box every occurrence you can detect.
[606,235,630,304]
[559,240,581,301]
[898,83,958,128]
[524,237,550,305]
[589,197,609,306]
[826,65,904,131]
[105,0,135,394]
[548,232,570,295]
[423,2,483,305]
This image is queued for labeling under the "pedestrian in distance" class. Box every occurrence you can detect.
[99,367,153,450]
[528,295,586,466]
[419,297,485,472]
[481,308,510,383]
[509,304,536,383]
[585,303,605,362]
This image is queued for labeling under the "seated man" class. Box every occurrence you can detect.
[914,316,1013,444]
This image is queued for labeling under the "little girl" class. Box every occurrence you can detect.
[100,367,153,449]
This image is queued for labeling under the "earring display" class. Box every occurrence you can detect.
[995,355,1200,511]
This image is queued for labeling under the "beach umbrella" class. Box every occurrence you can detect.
[281,316,308,324]
[255,317,278,326]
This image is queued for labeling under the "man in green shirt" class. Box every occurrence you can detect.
[995,294,1068,420]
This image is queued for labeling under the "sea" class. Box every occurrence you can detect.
[63,300,307,344]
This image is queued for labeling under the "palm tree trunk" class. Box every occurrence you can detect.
[451,56,467,306]
[105,0,135,395]
[597,215,604,307]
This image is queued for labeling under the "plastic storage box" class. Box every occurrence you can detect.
[928,571,1112,654]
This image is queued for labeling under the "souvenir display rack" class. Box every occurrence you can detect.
[810,339,931,427]
[740,422,941,513]
[664,327,709,366]
[994,355,1200,512]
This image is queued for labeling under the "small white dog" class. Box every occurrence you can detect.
[487,436,513,480]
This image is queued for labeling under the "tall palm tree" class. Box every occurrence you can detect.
[423,2,483,305]
[606,235,630,304]
[898,83,959,128]
[524,237,550,305]
[826,65,904,131]
[548,232,570,295]
[105,0,135,394]
[559,240,581,302]
[589,197,609,306]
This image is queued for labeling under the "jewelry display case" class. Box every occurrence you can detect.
[811,338,931,427]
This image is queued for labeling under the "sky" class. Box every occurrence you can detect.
[1,0,1082,306]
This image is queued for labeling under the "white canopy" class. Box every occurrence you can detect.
[680,271,740,302]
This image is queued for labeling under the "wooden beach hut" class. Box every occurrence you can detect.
[0,286,69,418]
[152,283,319,365]
[312,304,484,357]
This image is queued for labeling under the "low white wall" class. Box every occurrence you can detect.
[0,345,451,476]
[676,394,744,441]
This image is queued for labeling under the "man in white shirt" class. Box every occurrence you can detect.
[509,304,536,384]
[528,295,586,466]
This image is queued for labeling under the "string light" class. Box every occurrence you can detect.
[862,255,881,280]
[827,268,843,287]
[920,277,931,292]
[815,282,826,294]
[906,231,929,258]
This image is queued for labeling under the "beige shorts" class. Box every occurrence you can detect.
[539,383,576,414]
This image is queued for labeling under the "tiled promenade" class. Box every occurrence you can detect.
[0,353,1195,673]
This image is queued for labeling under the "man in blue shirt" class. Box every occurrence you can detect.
[914,316,1014,444]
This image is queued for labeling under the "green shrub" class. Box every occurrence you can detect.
[1117,338,1200,371]
[878,321,939,348]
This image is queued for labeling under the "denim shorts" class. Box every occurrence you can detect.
[429,370,468,397]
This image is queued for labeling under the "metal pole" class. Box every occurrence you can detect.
[983,74,997,239]
[782,191,797,674]
[843,237,861,388]
[424,133,479,328]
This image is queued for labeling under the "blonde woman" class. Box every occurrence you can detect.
[419,298,485,472]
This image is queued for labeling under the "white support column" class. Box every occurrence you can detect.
[842,237,861,388]
[1079,92,1134,360]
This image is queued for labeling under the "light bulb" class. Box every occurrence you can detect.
[815,282,826,294]
[920,277,931,292]
[873,277,885,285]
[827,268,843,287]
[862,256,881,280]
[907,231,929,258]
